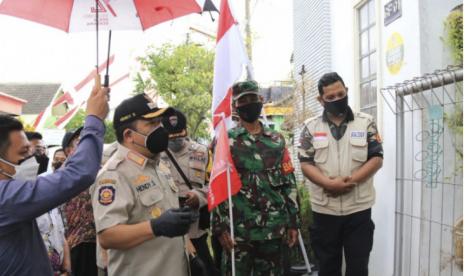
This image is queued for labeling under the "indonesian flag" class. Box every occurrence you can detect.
[211,0,250,129]
[33,55,128,130]
[208,119,242,211]
[208,0,248,210]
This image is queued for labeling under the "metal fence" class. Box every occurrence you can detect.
[381,66,463,276]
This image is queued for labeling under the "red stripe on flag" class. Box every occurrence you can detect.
[212,88,233,129]
[33,111,45,129]
[208,119,242,211]
[74,55,115,92]
[53,91,74,107]
[54,106,78,127]
[216,0,236,42]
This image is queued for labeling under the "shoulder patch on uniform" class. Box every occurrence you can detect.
[98,185,115,205]
[281,148,295,175]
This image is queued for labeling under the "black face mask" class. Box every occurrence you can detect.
[324,96,349,117]
[237,102,263,123]
[168,137,186,153]
[134,126,169,154]
[52,161,64,171]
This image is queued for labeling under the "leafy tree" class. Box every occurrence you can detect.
[136,42,214,140]
[66,109,116,144]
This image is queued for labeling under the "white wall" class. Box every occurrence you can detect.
[330,0,356,107]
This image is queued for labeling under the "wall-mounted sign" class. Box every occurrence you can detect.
[386,32,404,75]
[384,0,402,26]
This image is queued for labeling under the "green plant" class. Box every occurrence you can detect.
[136,42,214,140]
[444,6,463,65]
[289,181,316,266]
[65,109,116,143]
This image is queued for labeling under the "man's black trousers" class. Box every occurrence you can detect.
[310,208,375,276]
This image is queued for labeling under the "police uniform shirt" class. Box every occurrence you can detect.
[91,144,188,276]
[161,138,211,239]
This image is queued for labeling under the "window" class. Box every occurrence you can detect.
[358,0,377,119]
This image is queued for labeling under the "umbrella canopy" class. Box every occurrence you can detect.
[0,0,208,32]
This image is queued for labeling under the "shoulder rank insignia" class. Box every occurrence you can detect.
[99,178,116,185]
[98,186,115,206]
[127,151,147,167]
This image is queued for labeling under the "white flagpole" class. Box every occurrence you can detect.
[298,229,312,273]
[226,163,236,276]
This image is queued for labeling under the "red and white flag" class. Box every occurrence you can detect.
[33,56,132,130]
[211,0,250,130]
[208,0,249,210]
[208,119,242,211]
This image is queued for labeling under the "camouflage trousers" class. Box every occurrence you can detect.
[221,239,289,276]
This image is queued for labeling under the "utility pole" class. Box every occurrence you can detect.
[245,0,253,79]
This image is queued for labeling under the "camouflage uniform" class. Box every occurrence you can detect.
[212,125,300,276]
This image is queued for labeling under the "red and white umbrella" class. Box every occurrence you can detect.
[0,0,211,32]
[0,0,218,86]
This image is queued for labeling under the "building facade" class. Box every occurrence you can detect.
[293,0,463,275]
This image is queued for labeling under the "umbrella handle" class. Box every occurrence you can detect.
[94,74,102,90]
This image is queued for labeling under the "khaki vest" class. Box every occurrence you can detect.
[304,112,376,216]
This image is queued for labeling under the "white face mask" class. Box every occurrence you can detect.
[0,156,39,180]
[0,157,18,179]
[14,156,40,180]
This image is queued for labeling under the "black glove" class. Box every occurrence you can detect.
[150,207,198,238]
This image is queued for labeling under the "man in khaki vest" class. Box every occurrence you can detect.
[161,109,216,275]
[298,72,383,276]
[91,94,197,276]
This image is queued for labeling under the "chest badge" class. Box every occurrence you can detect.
[314,132,328,141]
[351,131,366,138]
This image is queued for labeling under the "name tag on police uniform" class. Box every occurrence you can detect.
[135,181,156,193]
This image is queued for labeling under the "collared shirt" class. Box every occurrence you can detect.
[322,107,355,140]
[36,208,66,274]
[63,189,96,249]
[298,108,383,164]
[0,115,104,276]
[91,144,187,276]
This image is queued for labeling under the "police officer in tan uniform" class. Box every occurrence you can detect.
[161,109,216,275]
[298,73,383,276]
[91,94,198,276]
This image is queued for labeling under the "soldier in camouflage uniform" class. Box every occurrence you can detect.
[212,80,300,276]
